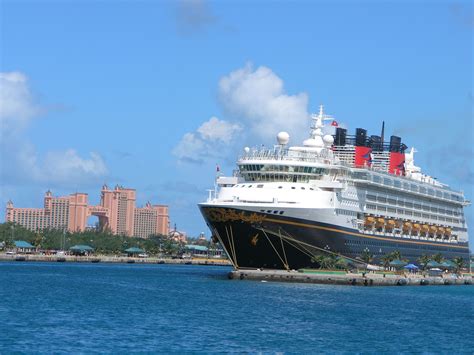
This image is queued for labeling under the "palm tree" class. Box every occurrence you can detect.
[390,250,402,261]
[431,253,444,263]
[381,254,393,269]
[320,256,336,270]
[418,254,430,270]
[335,257,349,270]
[361,249,373,265]
[311,254,325,269]
[452,257,464,273]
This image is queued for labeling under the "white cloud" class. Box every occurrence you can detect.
[0,71,40,132]
[43,150,108,184]
[173,116,241,163]
[197,116,241,142]
[218,63,310,142]
[0,71,108,187]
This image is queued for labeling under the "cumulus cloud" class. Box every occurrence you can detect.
[0,71,108,187]
[218,63,310,142]
[0,71,41,133]
[173,116,241,163]
[43,150,108,184]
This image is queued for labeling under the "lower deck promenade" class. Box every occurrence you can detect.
[0,253,231,266]
[229,268,473,286]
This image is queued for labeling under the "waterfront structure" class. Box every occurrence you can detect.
[169,225,187,243]
[199,106,470,270]
[6,185,169,238]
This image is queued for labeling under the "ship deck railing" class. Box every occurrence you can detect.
[359,229,460,244]
[238,147,465,203]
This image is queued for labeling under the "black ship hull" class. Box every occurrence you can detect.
[199,206,470,270]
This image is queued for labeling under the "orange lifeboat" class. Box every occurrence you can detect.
[365,216,375,226]
[445,227,452,236]
[385,219,396,230]
[375,217,385,226]
[402,222,412,232]
[412,223,421,230]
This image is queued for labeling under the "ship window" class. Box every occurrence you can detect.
[383,178,392,186]
[248,185,252,188]
[410,184,418,192]
[257,184,263,188]
[291,187,296,189]
[279,211,284,215]
[310,188,314,190]
[273,211,278,214]
[301,187,305,190]
[278,186,283,189]
[267,210,272,213]
[428,189,435,196]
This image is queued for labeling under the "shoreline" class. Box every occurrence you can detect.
[229,268,474,286]
[0,253,231,266]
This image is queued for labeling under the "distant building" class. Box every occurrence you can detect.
[5,185,170,238]
[133,202,169,238]
[169,225,187,243]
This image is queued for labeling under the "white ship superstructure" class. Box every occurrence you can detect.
[199,106,470,269]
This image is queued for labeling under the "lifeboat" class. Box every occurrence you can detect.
[375,217,385,226]
[385,219,396,230]
[421,224,430,231]
[402,222,412,232]
[387,219,397,227]
[364,216,375,225]
[412,223,421,230]
[445,227,452,236]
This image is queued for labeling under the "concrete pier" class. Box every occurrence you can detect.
[0,253,231,266]
[229,269,473,286]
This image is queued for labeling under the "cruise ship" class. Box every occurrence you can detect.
[198,106,470,270]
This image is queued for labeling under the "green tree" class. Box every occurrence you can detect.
[335,257,349,270]
[361,249,373,265]
[390,250,402,261]
[431,253,444,263]
[418,255,430,270]
[381,254,393,269]
[452,257,464,273]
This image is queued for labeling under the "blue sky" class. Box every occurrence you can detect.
[0,0,472,245]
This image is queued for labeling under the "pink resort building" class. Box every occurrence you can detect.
[6,185,170,238]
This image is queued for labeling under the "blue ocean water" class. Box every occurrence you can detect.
[0,262,472,353]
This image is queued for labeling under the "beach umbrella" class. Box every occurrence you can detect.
[403,263,419,270]
[440,260,456,270]
[426,260,442,268]
[389,259,407,268]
